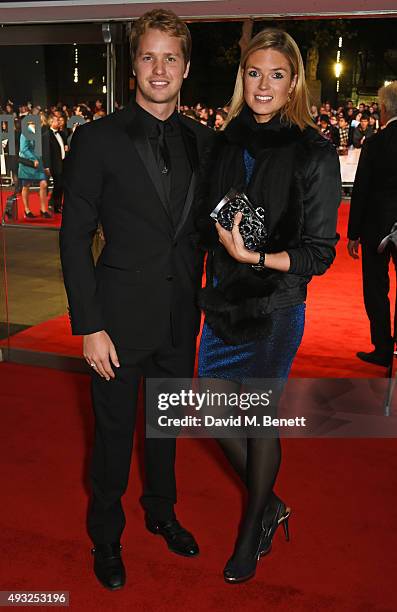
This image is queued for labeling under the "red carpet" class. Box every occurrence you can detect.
[0,361,396,611]
[0,190,61,227]
[3,201,394,378]
[1,200,397,609]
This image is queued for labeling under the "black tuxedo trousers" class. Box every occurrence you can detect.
[361,241,397,352]
[88,326,196,545]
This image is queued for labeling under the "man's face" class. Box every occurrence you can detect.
[339,118,347,128]
[50,116,60,130]
[214,113,224,129]
[360,118,369,130]
[134,28,189,109]
[320,120,328,130]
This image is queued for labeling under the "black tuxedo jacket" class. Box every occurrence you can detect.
[59,101,213,349]
[48,129,64,176]
[348,120,397,244]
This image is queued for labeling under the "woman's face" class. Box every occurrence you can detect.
[243,48,297,123]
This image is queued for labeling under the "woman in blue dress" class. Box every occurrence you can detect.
[18,119,51,218]
[198,28,341,583]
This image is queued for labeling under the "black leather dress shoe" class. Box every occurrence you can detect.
[357,350,391,367]
[91,543,126,590]
[145,515,199,557]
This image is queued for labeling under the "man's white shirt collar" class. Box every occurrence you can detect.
[52,129,65,160]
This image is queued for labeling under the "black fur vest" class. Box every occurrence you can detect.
[197,109,317,344]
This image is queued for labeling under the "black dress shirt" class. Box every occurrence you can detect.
[136,102,192,227]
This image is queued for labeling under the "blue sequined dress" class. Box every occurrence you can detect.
[198,149,305,383]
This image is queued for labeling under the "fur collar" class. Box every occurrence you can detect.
[223,106,303,158]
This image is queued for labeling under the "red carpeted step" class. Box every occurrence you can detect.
[1,315,83,356]
[0,190,61,228]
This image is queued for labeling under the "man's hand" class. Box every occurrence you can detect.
[216,212,258,264]
[33,160,39,168]
[83,330,120,381]
[347,239,360,259]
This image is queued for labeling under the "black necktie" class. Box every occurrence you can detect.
[157,121,171,175]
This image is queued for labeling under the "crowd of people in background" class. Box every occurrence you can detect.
[1,98,109,218]
[0,95,381,219]
[311,99,380,154]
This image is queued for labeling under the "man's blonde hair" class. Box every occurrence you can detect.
[130,9,191,67]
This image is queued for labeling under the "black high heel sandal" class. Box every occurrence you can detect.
[223,494,291,584]
[223,538,264,584]
[259,494,291,557]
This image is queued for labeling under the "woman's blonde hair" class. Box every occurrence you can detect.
[39,112,48,127]
[225,28,315,131]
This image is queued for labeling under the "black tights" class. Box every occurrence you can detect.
[203,378,281,559]
[217,436,281,558]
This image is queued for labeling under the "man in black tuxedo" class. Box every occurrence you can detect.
[60,9,212,590]
[47,114,66,213]
[348,82,397,367]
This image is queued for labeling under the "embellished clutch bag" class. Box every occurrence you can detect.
[210,188,268,251]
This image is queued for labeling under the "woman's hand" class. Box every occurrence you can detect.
[216,211,291,272]
[215,212,260,265]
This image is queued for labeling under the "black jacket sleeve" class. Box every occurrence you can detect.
[41,127,51,169]
[195,131,219,250]
[285,141,341,276]
[347,138,373,241]
[59,123,104,335]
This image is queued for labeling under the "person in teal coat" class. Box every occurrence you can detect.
[18,119,51,218]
